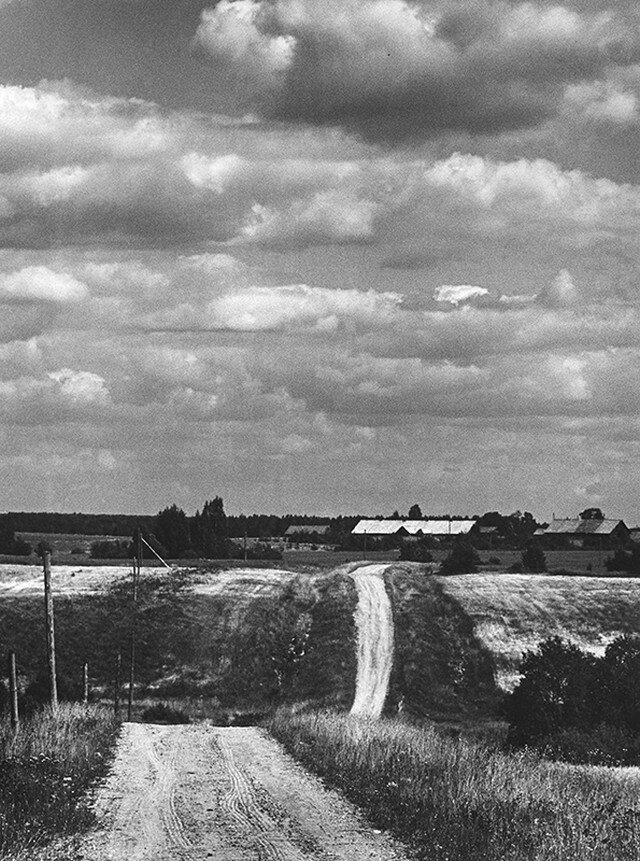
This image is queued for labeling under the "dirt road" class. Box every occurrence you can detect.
[350,564,394,718]
[80,722,408,861]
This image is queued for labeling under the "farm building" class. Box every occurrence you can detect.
[534,518,630,549]
[352,519,476,538]
[284,524,331,544]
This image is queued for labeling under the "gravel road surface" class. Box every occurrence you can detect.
[79,722,409,861]
[350,564,394,718]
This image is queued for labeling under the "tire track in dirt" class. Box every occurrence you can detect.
[217,731,307,860]
[81,723,409,861]
[350,564,394,718]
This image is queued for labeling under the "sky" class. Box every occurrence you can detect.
[2,0,640,520]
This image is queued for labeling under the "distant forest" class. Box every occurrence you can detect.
[0,507,482,540]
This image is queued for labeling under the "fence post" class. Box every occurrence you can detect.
[83,662,89,705]
[114,650,121,717]
[42,551,58,710]
[8,651,18,733]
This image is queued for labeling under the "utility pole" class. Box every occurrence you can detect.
[127,530,142,721]
[42,550,58,710]
[8,650,18,733]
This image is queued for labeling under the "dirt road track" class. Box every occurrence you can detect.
[80,723,409,861]
[350,565,394,718]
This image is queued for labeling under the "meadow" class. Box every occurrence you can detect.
[271,708,640,861]
[440,573,640,689]
[0,703,119,861]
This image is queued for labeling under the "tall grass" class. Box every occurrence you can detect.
[271,708,640,860]
[0,703,120,860]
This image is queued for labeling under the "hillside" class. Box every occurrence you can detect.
[439,573,640,690]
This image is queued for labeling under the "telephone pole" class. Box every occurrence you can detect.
[127,530,142,721]
[43,550,58,710]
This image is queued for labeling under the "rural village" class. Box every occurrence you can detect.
[3,0,640,858]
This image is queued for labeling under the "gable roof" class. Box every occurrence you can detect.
[352,519,475,536]
[540,518,627,536]
[284,524,331,536]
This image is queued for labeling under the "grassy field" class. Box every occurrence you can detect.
[0,704,120,860]
[0,566,359,716]
[271,708,640,861]
[439,573,640,690]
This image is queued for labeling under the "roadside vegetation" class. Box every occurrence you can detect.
[271,708,640,861]
[0,703,120,860]
[382,565,500,719]
[508,634,640,765]
[0,567,358,717]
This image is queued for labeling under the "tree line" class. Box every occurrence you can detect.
[0,503,548,558]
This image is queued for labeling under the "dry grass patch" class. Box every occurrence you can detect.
[439,573,640,690]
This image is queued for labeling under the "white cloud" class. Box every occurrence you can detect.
[204,283,402,331]
[0,267,88,304]
[48,368,111,405]
[434,284,490,306]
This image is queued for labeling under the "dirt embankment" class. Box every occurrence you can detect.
[80,723,409,861]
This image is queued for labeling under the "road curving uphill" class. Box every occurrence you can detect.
[79,722,409,861]
[349,564,394,718]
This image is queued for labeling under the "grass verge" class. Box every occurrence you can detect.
[0,703,120,860]
[383,565,501,720]
[270,708,640,861]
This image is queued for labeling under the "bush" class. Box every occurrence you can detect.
[439,535,481,575]
[605,546,640,575]
[398,538,433,562]
[90,539,133,559]
[141,702,190,724]
[507,635,640,762]
[521,542,546,573]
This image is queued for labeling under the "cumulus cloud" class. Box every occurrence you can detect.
[142,282,403,332]
[0,266,88,304]
[434,284,490,306]
[0,367,110,422]
[193,0,639,141]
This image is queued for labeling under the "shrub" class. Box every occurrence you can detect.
[521,542,546,573]
[507,637,599,747]
[141,702,190,724]
[508,635,640,761]
[439,535,481,575]
[90,539,133,559]
[605,546,640,575]
[398,538,433,562]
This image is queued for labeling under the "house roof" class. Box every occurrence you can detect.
[352,519,475,536]
[284,524,331,536]
[539,518,627,536]
[352,520,408,535]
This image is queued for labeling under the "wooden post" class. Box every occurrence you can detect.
[127,533,142,721]
[8,651,18,732]
[42,551,58,710]
[83,662,89,705]
[114,650,121,717]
